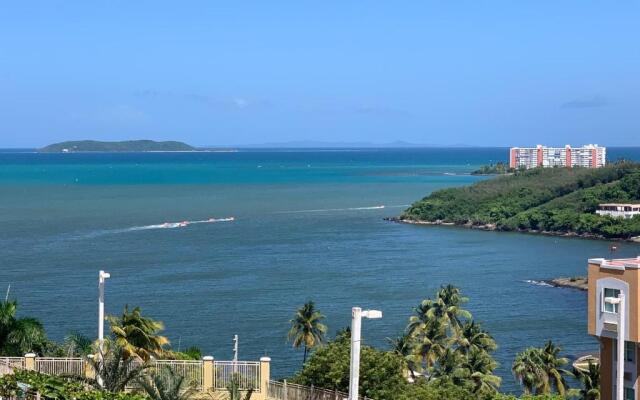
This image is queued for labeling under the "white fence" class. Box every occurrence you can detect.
[214,361,261,391]
[0,357,24,376]
[0,357,25,370]
[150,360,203,390]
[0,356,266,394]
[267,381,370,400]
[35,357,85,376]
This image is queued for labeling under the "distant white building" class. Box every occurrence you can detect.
[509,144,606,169]
[596,203,640,219]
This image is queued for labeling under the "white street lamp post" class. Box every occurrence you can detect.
[349,307,382,400]
[233,334,239,373]
[605,293,625,400]
[97,270,110,388]
[98,270,110,354]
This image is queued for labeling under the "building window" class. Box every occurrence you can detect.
[604,288,621,313]
[625,387,634,400]
[626,341,636,363]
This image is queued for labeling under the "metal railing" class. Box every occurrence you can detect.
[152,360,203,390]
[267,381,370,400]
[0,357,25,370]
[0,356,266,394]
[35,357,84,376]
[214,361,260,391]
[0,357,24,376]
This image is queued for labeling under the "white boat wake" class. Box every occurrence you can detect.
[274,204,409,214]
[80,217,235,239]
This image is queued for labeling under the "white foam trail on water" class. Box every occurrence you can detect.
[524,279,553,287]
[274,204,410,214]
[80,217,234,239]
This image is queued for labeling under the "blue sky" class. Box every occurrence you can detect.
[0,1,638,147]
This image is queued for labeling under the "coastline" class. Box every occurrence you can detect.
[36,149,238,154]
[544,277,588,291]
[386,217,640,243]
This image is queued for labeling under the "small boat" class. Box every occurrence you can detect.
[179,221,189,227]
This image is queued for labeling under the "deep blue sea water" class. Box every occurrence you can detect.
[1,147,639,392]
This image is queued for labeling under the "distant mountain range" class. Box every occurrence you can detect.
[213,140,479,148]
[39,140,196,152]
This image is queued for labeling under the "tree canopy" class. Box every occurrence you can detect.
[402,162,640,239]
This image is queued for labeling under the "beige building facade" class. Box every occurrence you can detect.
[588,257,640,400]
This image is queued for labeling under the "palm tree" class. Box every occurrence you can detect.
[63,331,94,357]
[0,300,48,355]
[410,318,448,372]
[406,300,434,335]
[107,305,169,361]
[464,347,501,395]
[429,348,469,386]
[512,348,548,395]
[539,341,572,396]
[0,300,17,343]
[287,301,327,364]
[7,317,47,354]
[426,285,471,332]
[139,365,197,400]
[227,373,254,400]
[456,320,497,355]
[570,361,600,400]
[388,333,416,378]
[86,344,149,392]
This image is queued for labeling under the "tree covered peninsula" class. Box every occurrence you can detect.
[400,162,640,240]
[39,140,196,152]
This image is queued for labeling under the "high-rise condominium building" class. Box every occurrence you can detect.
[588,256,640,400]
[509,144,606,169]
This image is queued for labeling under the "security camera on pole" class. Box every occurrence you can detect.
[348,307,382,400]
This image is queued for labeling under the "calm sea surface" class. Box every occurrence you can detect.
[1,147,639,391]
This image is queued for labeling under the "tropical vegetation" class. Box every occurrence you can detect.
[0,289,601,400]
[0,369,147,400]
[288,301,327,364]
[39,140,195,153]
[85,345,149,392]
[138,366,197,400]
[472,162,515,175]
[227,373,255,400]
[569,361,600,400]
[291,286,600,400]
[0,299,51,356]
[107,306,170,361]
[511,342,572,396]
[402,161,640,239]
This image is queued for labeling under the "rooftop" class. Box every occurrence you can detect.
[598,203,640,207]
[589,257,640,270]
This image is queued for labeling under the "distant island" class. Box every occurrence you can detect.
[396,161,640,241]
[39,140,196,153]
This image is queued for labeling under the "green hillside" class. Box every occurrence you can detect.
[401,162,640,239]
[39,140,195,152]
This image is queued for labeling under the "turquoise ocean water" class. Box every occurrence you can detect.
[1,147,639,392]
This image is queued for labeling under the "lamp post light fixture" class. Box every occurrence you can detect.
[97,270,110,387]
[348,307,382,400]
[604,293,625,400]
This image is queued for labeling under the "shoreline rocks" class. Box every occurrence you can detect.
[386,217,640,243]
[544,277,588,291]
